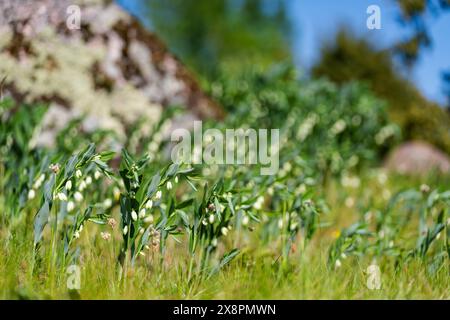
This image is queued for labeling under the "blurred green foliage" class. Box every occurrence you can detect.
[208,64,398,179]
[394,0,450,107]
[312,30,450,154]
[144,0,292,77]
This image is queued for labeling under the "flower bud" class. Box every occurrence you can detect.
[50,163,61,174]
[94,170,101,180]
[145,200,153,209]
[167,181,173,190]
[221,227,229,236]
[420,184,430,194]
[28,189,36,200]
[278,218,283,229]
[57,192,68,202]
[139,208,146,219]
[33,174,45,189]
[123,225,128,235]
[79,181,87,191]
[103,198,112,208]
[144,215,154,224]
[335,259,342,269]
[67,201,75,212]
[75,169,82,178]
[74,191,83,202]
[131,210,138,221]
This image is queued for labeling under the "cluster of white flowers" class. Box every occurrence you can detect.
[297,113,319,142]
[330,119,347,135]
[375,125,396,145]
[33,174,46,189]
[289,212,299,231]
[74,224,83,239]
[420,184,430,194]
[376,171,388,185]
[56,192,68,201]
[345,197,355,208]
[28,174,47,200]
[341,174,361,189]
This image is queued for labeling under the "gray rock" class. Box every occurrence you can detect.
[0,0,223,146]
[384,141,450,175]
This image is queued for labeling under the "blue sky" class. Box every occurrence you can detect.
[118,0,449,104]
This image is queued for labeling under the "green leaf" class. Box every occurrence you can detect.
[165,163,179,179]
[176,198,194,210]
[78,143,96,167]
[34,200,51,245]
[209,249,240,277]
[99,151,116,162]
[146,173,161,199]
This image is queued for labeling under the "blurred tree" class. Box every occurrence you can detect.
[312,30,450,153]
[394,0,449,67]
[394,0,450,103]
[143,0,292,78]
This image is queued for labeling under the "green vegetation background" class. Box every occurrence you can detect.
[144,0,450,154]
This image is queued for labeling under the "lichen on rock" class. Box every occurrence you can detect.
[0,0,222,147]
